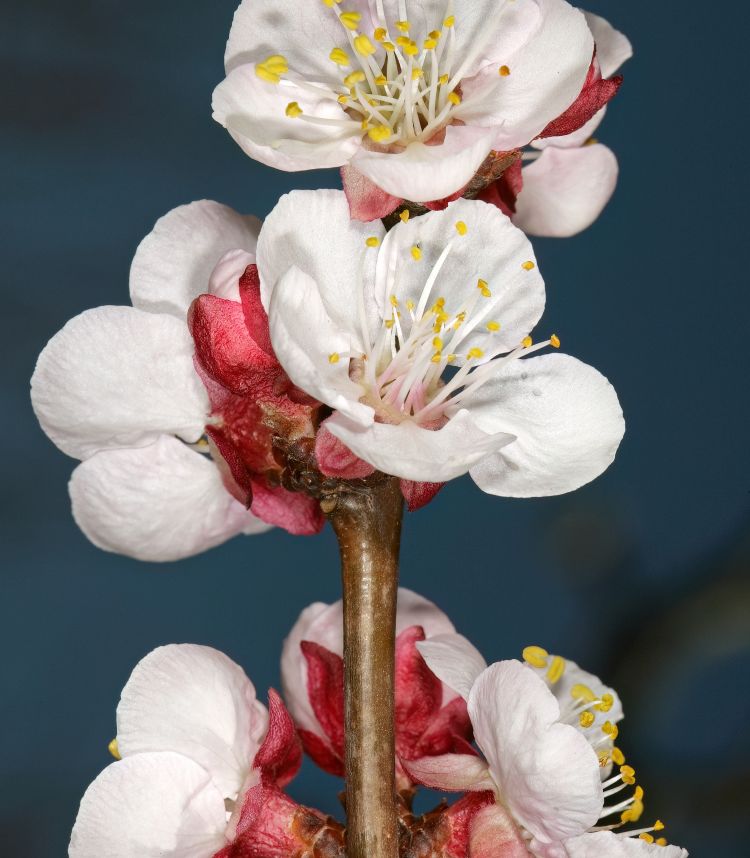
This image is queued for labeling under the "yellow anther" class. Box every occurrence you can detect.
[620,765,636,785]
[431,352,443,363]
[411,245,422,261]
[385,318,395,329]
[344,70,366,86]
[597,751,610,767]
[365,236,380,247]
[522,260,536,271]
[444,15,455,27]
[522,645,549,668]
[547,655,566,683]
[446,353,457,363]
[322,0,342,6]
[396,35,411,47]
[399,209,410,223]
[477,278,492,298]
[429,30,442,40]
[640,834,655,845]
[634,786,644,801]
[467,347,484,360]
[433,311,449,326]
[656,839,668,847]
[434,297,446,308]
[602,721,619,740]
[424,38,438,50]
[433,337,444,349]
[338,94,349,104]
[395,20,410,32]
[389,295,399,307]
[596,692,614,712]
[654,821,665,831]
[255,54,289,84]
[412,68,423,80]
[455,221,468,235]
[499,64,511,76]
[374,27,387,41]
[522,336,533,348]
[611,747,625,766]
[329,47,350,66]
[339,11,362,30]
[403,40,419,56]
[108,738,121,760]
[354,34,376,55]
[571,683,596,702]
[486,321,501,332]
[438,73,449,85]
[383,41,396,51]
[375,75,387,86]
[285,101,303,117]
[406,299,415,311]
[329,352,341,364]
[550,333,561,349]
[368,124,392,142]
[447,91,461,105]
[579,711,595,729]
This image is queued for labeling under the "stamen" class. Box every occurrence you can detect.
[255,54,288,84]
[339,11,362,30]
[499,64,511,76]
[522,645,549,668]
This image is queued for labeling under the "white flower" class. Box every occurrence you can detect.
[566,831,688,857]
[31,200,326,562]
[409,637,675,857]
[256,189,624,494]
[513,12,633,237]
[69,645,269,858]
[213,0,595,203]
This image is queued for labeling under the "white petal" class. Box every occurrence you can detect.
[70,436,269,562]
[129,201,259,318]
[514,144,618,238]
[466,353,625,497]
[459,0,594,150]
[208,248,257,302]
[417,634,488,701]
[256,189,383,335]
[403,753,495,792]
[69,753,227,858]
[117,644,268,800]
[325,409,514,482]
[352,125,497,203]
[583,12,633,78]
[213,66,361,171]
[375,198,545,358]
[469,661,603,844]
[225,0,375,77]
[267,266,375,425]
[567,832,688,858]
[535,657,624,727]
[282,588,457,736]
[31,307,208,460]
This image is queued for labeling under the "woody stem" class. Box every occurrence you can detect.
[325,475,404,858]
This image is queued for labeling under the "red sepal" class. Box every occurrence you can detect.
[476,159,524,218]
[301,641,345,760]
[238,264,273,356]
[443,792,496,858]
[394,626,443,760]
[539,57,622,140]
[298,728,345,777]
[315,424,375,480]
[249,479,325,536]
[400,479,446,511]
[341,164,403,222]
[252,689,303,789]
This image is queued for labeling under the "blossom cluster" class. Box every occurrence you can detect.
[69,589,687,857]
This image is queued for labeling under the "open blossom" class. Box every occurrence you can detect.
[408,637,680,858]
[281,587,472,781]
[213,0,598,209]
[256,189,624,494]
[489,12,633,238]
[31,201,325,562]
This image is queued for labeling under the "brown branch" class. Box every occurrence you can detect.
[324,476,404,858]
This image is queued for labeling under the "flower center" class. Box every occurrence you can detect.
[329,219,558,426]
[259,0,515,147]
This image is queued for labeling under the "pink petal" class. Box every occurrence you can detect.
[539,58,622,140]
[469,804,529,858]
[238,264,273,355]
[400,479,446,512]
[252,689,302,789]
[315,424,376,480]
[394,626,443,760]
[249,479,325,536]
[341,164,403,222]
[401,753,495,793]
[300,642,345,760]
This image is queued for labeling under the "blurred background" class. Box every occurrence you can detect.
[2,1,748,854]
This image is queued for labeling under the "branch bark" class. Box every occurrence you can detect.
[326,476,404,858]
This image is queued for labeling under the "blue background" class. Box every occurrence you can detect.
[2,1,748,854]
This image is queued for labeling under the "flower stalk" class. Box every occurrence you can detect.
[324,476,404,858]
